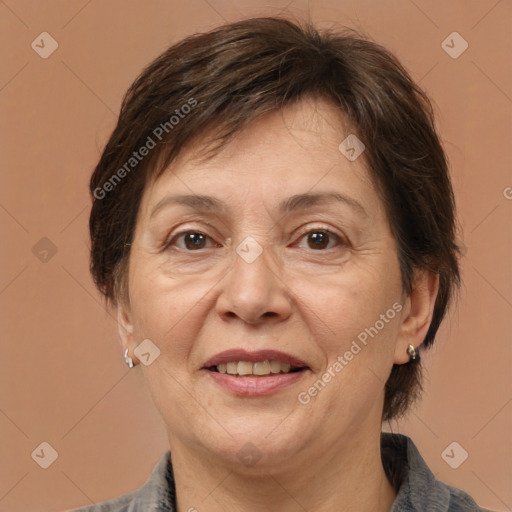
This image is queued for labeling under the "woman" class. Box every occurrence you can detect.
[72,16,491,512]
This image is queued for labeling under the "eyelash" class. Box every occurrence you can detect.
[163,226,347,252]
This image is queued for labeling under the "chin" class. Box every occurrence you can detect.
[196,420,309,472]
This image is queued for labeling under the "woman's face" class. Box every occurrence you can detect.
[119,98,418,470]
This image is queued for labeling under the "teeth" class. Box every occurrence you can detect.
[237,361,253,375]
[215,360,298,376]
[253,361,271,375]
[270,360,281,373]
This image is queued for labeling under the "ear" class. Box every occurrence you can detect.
[117,298,136,358]
[394,270,439,364]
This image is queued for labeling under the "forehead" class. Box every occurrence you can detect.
[139,97,381,219]
[182,97,358,171]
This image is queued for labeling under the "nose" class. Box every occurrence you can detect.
[215,239,292,326]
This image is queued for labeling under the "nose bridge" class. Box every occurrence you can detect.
[217,234,291,324]
[231,234,276,301]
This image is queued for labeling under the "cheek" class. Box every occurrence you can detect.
[127,268,212,425]
[128,255,225,370]
[293,268,403,426]
[294,256,403,355]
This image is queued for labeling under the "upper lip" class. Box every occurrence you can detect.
[202,349,309,369]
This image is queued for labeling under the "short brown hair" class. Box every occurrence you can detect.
[89,16,461,420]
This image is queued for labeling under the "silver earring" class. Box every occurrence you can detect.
[124,348,134,368]
[407,344,419,362]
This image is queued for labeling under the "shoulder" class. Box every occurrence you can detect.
[437,480,495,512]
[439,482,492,512]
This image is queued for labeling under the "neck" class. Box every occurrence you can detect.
[169,426,396,512]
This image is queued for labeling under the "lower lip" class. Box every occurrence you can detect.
[205,369,308,396]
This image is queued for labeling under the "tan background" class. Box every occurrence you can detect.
[0,1,510,511]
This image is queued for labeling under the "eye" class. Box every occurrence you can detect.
[166,230,218,251]
[296,228,344,251]
[165,227,345,252]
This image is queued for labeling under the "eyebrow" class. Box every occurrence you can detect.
[150,191,368,219]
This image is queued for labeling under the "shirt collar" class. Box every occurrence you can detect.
[383,432,485,511]
[127,449,175,511]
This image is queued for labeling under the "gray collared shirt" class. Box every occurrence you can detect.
[70,433,492,511]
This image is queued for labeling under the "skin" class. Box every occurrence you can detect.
[117,97,439,512]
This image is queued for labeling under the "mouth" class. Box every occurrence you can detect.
[201,349,310,396]
[205,360,307,376]
[202,349,310,376]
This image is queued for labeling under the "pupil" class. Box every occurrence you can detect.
[186,233,205,249]
[309,232,328,250]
